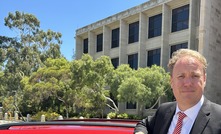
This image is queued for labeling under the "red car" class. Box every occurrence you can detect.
[0,119,138,134]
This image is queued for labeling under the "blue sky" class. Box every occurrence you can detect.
[1,0,149,61]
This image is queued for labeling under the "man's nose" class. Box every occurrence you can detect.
[183,77,192,86]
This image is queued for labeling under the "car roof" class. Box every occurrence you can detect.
[0,119,139,134]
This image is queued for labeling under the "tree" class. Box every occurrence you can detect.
[108,64,133,98]
[20,58,71,117]
[106,64,133,112]
[0,11,63,115]
[0,71,6,103]
[70,54,114,117]
[0,36,22,95]
[116,65,171,116]
[1,11,62,92]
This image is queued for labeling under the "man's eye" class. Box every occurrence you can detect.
[193,75,200,78]
[178,75,184,78]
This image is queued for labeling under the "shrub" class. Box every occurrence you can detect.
[107,112,129,119]
[128,114,142,120]
[32,111,60,121]
[107,112,117,119]
[117,113,128,119]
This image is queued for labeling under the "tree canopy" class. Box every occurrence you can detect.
[20,58,71,117]
[105,64,171,116]
[0,11,173,119]
[0,11,63,117]
[70,54,114,117]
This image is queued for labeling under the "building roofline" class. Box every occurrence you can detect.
[76,0,168,35]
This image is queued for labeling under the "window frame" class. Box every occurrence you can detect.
[128,53,138,70]
[111,28,120,48]
[128,21,139,44]
[111,57,119,69]
[171,4,189,32]
[147,48,161,67]
[83,38,88,54]
[126,102,137,109]
[96,33,103,52]
[170,42,188,57]
[148,14,162,38]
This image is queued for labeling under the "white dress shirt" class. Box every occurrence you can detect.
[167,96,204,134]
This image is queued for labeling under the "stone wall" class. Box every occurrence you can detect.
[200,0,221,104]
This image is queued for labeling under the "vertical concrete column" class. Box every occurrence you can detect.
[88,31,96,58]
[118,19,128,113]
[161,4,170,70]
[4,113,8,121]
[139,12,147,68]
[119,19,128,64]
[103,25,111,56]
[198,0,211,54]
[58,115,63,120]
[27,114,31,122]
[188,0,199,50]
[14,111,18,121]
[75,36,83,59]
[200,0,221,104]
[41,114,45,122]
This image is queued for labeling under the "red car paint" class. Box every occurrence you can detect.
[0,119,139,134]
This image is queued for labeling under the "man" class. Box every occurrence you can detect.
[134,49,221,134]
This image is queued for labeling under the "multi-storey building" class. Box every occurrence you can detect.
[75,0,221,115]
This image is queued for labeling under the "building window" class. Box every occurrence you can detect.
[148,14,162,38]
[111,57,119,69]
[147,48,161,67]
[172,5,189,32]
[128,53,138,70]
[83,38,88,54]
[96,33,103,52]
[170,42,188,57]
[126,102,137,109]
[128,21,139,44]
[111,28,120,48]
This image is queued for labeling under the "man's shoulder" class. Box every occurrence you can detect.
[201,98,221,118]
[207,100,221,111]
[157,101,176,111]
[153,101,176,119]
[204,98,221,107]
[203,99,221,121]
[160,101,176,107]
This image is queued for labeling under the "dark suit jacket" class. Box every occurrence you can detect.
[134,98,221,134]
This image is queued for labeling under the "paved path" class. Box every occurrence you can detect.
[0,120,19,125]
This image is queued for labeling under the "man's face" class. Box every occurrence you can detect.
[170,56,206,110]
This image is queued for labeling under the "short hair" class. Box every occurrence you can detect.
[167,49,208,75]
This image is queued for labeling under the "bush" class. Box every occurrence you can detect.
[117,113,128,119]
[128,114,142,120]
[107,112,117,119]
[107,112,142,120]
[107,112,129,119]
[32,111,60,121]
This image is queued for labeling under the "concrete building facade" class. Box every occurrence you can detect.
[75,0,221,115]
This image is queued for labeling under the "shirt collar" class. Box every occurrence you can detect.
[175,95,204,120]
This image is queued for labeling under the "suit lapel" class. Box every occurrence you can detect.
[190,99,211,134]
[159,104,176,134]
